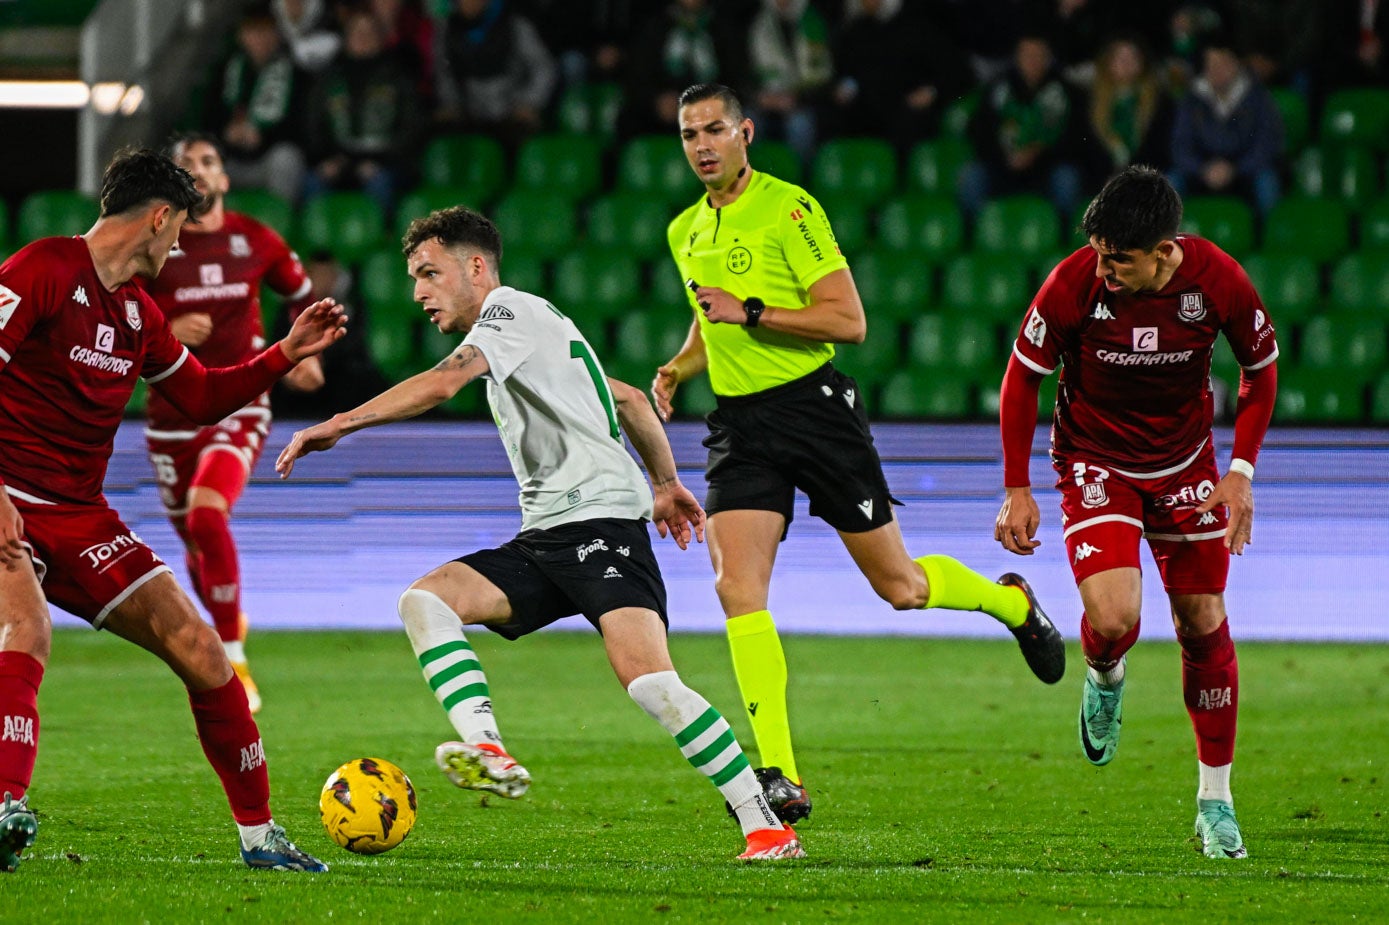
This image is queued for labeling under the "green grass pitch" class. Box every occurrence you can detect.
[9,629,1386,923]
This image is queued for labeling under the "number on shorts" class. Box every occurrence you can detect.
[569,340,620,441]
[150,452,179,486]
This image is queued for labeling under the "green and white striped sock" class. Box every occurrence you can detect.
[398,588,500,745]
[627,671,779,835]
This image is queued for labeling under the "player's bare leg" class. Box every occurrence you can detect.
[603,608,801,860]
[0,558,49,872]
[104,574,325,871]
[707,510,809,821]
[399,566,530,798]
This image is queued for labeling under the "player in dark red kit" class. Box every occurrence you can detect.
[143,134,324,712]
[0,148,345,873]
[994,166,1277,859]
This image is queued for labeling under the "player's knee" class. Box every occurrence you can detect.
[184,505,228,545]
[1085,607,1139,640]
[713,573,767,614]
[165,616,230,684]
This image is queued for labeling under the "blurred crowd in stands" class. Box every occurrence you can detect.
[210,0,1386,221]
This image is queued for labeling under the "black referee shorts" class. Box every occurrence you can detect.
[702,363,900,535]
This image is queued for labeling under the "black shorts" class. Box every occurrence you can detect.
[457,517,668,640]
[703,363,900,535]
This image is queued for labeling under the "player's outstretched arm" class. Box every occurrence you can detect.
[652,318,707,423]
[610,376,705,549]
[276,344,489,478]
[996,355,1045,555]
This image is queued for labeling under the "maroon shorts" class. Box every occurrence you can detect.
[145,407,269,515]
[1054,440,1230,595]
[8,489,171,627]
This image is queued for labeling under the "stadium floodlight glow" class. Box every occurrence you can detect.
[0,80,91,109]
[89,82,129,115]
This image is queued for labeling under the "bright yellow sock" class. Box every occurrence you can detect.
[915,555,1028,628]
[725,610,799,782]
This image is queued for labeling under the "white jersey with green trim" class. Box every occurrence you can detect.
[461,285,653,531]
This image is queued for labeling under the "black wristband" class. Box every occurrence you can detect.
[742,296,765,328]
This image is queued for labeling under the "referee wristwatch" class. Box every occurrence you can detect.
[742,296,765,327]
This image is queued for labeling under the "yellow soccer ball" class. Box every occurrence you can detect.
[319,757,417,854]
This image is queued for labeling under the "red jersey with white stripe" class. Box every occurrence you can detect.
[141,212,310,432]
[0,236,189,504]
[1011,236,1279,473]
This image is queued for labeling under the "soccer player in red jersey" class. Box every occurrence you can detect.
[0,148,345,873]
[142,134,324,713]
[994,166,1278,859]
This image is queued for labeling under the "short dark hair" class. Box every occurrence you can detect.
[1080,165,1183,252]
[401,205,502,265]
[99,146,201,218]
[167,131,225,163]
[677,83,744,123]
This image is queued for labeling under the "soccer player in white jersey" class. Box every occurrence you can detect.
[275,206,804,861]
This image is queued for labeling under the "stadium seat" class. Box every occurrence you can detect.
[1372,371,1389,422]
[297,192,384,264]
[1298,314,1388,375]
[751,139,802,184]
[811,138,898,207]
[551,247,642,335]
[1291,145,1380,207]
[852,249,933,323]
[973,195,1060,259]
[875,195,964,258]
[1180,196,1255,256]
[1241,253,1320,324]
[555,81,623,144]
[939,254,1031,323]
[676,375,717,416]
[1319,87,1389,152]
[1329,253,1389,317]
[17,189,97,242]
[905,137,972,197]
[977,372,1058,420]
[394,185,489,239]
[359,248,416,317]
[1360,197,1389,252]
[617,135,700,208]
[877,369,973,420]
[1274,369,1366,423]
[941,92,977,139]
[501,251,547,294]
[491,190,578,256]
[1261,197,1349,266]
[647,257,693,310]
[515,134,603,201]
[586,192,672,261]
[612,312,693,369]
[1270,86,1310,154]
[835,318,903,389]
[907,313,1000,379]
[366,319,422,382]
[419,134,506,202]
[817,194,870,254]
[223,190,293,236]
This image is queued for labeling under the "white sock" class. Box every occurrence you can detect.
[1198,761,1233,803]
[238,819,275,851]
[223,640,246,663]
[398,589,502,747]
[627,670,780,835]
[1089,658,1126,687]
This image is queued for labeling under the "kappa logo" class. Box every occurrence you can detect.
[1091,302,1114,320]
[1197,511,1218,526]
[238,739,266,772]
[603,566,623,579]
[0,283,21,329]
[2,715,34,745]
[1073,542,1103,562]
[72,285,90,306]
[858,499,874,520]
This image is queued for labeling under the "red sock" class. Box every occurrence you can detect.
[1180,621,1239,766]
[0,652,43,800]
[185,506,242,643]
[1080,613,1141,672]
[188,676,271,825]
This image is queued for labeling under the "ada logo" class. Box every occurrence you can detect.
[125,300,142,331]
[1081,482,1108,508]
[1179,292,1206,322]
[0,283,21,329]
[479,304,515,322]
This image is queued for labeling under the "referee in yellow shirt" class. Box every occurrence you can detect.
[652,83,1066,822]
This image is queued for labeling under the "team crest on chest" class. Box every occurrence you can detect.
[229,234,251,257]
[125,300,142,330]
[1179,292,1206,322]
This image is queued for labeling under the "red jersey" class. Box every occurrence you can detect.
[0,236,188,504]
[141,212,310,431]
[1011,236,1279,473]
